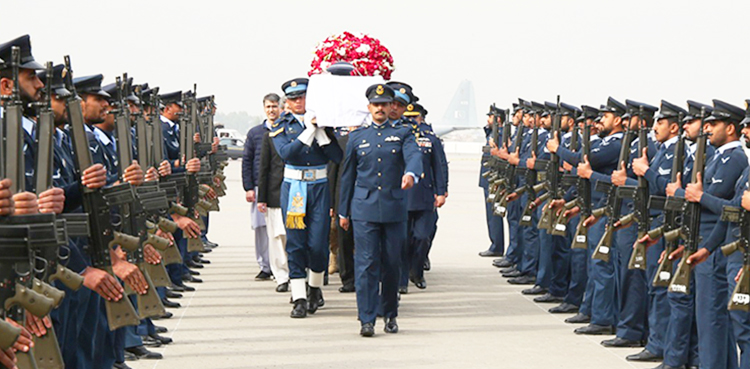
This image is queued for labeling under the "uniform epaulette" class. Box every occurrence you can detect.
[269,127,284,137]
[352,124,369,132]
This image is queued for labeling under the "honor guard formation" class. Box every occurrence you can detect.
[0,35,227,369]
[481,96,750,369]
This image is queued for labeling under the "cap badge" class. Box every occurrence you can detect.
[407,104,414,111]
[399,88,406,94]
[290,81,297,87]
[376,85,384,95]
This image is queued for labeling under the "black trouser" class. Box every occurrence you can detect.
[337,222,355,287]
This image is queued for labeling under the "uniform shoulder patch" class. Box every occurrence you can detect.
[269,127,285,137]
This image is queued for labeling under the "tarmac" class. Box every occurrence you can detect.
[130,154,656,369]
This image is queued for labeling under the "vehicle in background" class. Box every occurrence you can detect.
[220,137,244,160]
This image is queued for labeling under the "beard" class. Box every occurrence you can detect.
[598,127,612,138]
[20,87,40,118]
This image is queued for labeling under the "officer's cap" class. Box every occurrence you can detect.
[281,78,308,98]
[705,99,744,124]
[655,100,687,121]
[0,35,44,71]
[740,100,750,127]
[625,99,658,120]
[578,105,600,122]
[160,91,183,107]
[530,101,545,115]
[404,103,427,117]
[37,64,71,98]
[73,74,110,98]
[560,102,581,117]
[365,83,394,104]
[599,97,626,116]
[684,100,713,122]
[486,104,495,116]
[518,98,531,114]
[386,81,416,105]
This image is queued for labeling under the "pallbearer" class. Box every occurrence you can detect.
[271,78,342,318]
[339,84,422,336]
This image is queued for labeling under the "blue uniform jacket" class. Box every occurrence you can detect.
[697,141,748,226]
[407,122,447,211]
[270,112,342,167]
[339,120,423,223]
[161,116,185,174]
[700,166,750,253]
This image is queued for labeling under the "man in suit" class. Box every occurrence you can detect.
[327,126,357,292]
[338,83,423,336]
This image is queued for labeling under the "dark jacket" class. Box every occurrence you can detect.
[257,131,284,208]
[242,122,270,191]
[327,134,350,213]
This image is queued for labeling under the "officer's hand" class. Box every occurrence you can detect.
[546,131,559,153]
[666,174,682,197]
[145,167,159,182]
[0,347,16,369]
[742,191,750,212]
[611,161,627,186]
[205,187,217,200]
[5,318,32,354]
[112,258,148,295]
[562,161,573,171]
[193,132,201,143]
[526,152,536,170]
[687,247,710,266]
[339,217,350,231]
[81,164,107,189]
[37,188,65,214]
[583,214,600,228]
[632,148,649,176]
[685,172,703,203]
[563,206,580,218]
[435,195,446,208]
[186,158,201,173]
[258,202,267,214]
[506,192,519,203]
[0,179,13,215]
[211,137,219,153]
[12,192,38,215]
[143,244,162,265]
[488,137,497,149]
[24,312,51,337]
[668,245,685,261]
[490,147,501,157]
[158,160,172,177]
[498,146,509,160]
[401,174,414,190]
[156,228,174,243]
[577,155,592,179]
[174,214,201,238]
[637,233,660,249]
[81,267,123,301]
[123,161,144,186]
[508,151,520,165]
[658,250,666,264]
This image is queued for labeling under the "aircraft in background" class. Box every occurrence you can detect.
[430,80,480,136]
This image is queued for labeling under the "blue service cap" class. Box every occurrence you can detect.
[625,99,658,120]
[281,78,308,98]
[486,104,496,116]
[579,105,600,121]
[386,81,416,105]
[599,97,626,116]
[73,74,110,98]
[705,99,744,124]
[518,98,532,113]
[0,35,44,70]
[655,100,687,120]
[37,64,71,98]
[160,91,183,106]
[741,100,750,127]
[404,103,427,117]
[684,100,714,122]
[544,101,557,117]
[365,83,394,103]
[560,102,581,117]
[530,101,545,114]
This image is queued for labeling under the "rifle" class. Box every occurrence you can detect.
[664,108,708,294]
[494,112,526,217]
[647,113,686,286]
[180,87,207,253]
[518,108,541,227]
[550,110,580,236]
[535,97,563,232]
[619,106,653,270]
[721,196,750,310]
[591,119,635,262]
[62,56,140,330]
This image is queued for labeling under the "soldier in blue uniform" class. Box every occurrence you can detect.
[603,99,658,347]
[339,83,422,336]
[627,100,685,363]
[494,103,525,269]
[480,105,505,258]
[402,101,447,291]
[564,97,624,333]
[676,100,746,369]
[270,77,343,318]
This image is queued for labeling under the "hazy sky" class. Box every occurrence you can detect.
[3,0,749,126]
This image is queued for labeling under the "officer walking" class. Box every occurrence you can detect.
[339,83,422,336]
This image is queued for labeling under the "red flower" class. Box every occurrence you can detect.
[309,32,394,80]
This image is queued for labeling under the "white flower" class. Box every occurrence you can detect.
[337,48,346,56]
[355,44,371,54]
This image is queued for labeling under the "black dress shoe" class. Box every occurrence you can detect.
[493,259,514,268]
[423,258,430,271]
[125,346,163,360]
[161,298,181,308]
[114,362,133,369]
[502,269,523,278]
[141,335,162,348]
[165,290,182,299]
[291,299,307,318]
[508,275,536,285]
[626,349,663,362]
[123,351,139,361]
[549,302,579,314]
[170,284,186,292]
[399,286,408,294]
[413,278,426,289]
[182,275,203,283]
[154,325,168,334]
[601,337,645,348]
[574,324,615,335]
[384,317,398,333]
[521,285,547,295]
[148,333,173,345]
[187,269,200,276]
[186,260,204,269]
[307,287,323,314]
[177,284,195,292]
[564,313,591,324]
[534,293,564,303]
[651,364,686,369]
[255,271,272,281]
[276,282,289,293]
[479,249,504,257]
[154,311,173,320]
[205,241,218,248]
[339,284,355,293]
[360,322,375,337]
[197,258,211,264]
